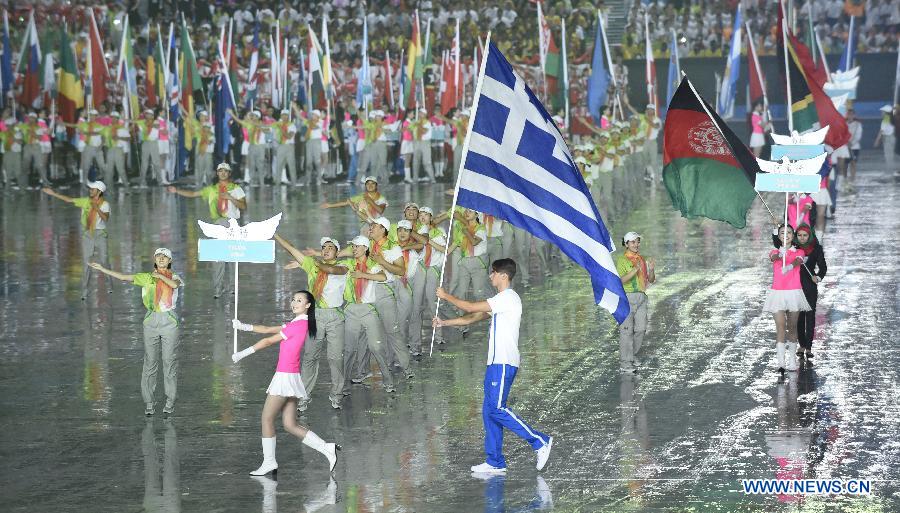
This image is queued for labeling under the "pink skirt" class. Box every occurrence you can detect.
[266,372,308,399]
[763,289,812,313]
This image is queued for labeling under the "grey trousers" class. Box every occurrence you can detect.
[82,230,110,297]
[503,227,530,285]
[394,277,419,355]
[412,140,434,181]
[195,152,213,186]
[22,143,47,185]
[106,147,128,186]
[405,271,425,354]
[618,292,648,370]
[4,151,21,186]
[212,219,230,297]
[450,254,489,305]
[274,144,297,184]
[142,311,180,405]
[883,134,895,167]
[140,141,161,185]
[415,264,445,344]
[81,146,106,178]
[369,141,389,183]
[300,307,345,403]
[486,236,504,268]
[373,282,409,371]
[343,303,393,389]
[247,145,267,186]
[304,139,321,185]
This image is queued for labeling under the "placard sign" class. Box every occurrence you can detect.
[198,239,275,263]
[755,173,821,193]
[770,144,825,160]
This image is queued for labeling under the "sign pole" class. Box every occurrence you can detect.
[233,261,239,353]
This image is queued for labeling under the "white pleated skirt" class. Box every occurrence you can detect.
[811,187,832,207]
[750,133,766,148]
[266,372,309,399]
[763,289,812,313]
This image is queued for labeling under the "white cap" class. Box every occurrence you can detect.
[110,111,121,117]
[349,235,370,248]
[374,110,385,117]
[26,112,37,118]
[404,202,419,211]
[623,231,641,243]
[197,109,209,117]
[89,109,99,115]
[312,109,322,116]
[459,109,470,116]
[880,105,893,113]
[280,109,290,116]
[371,216,391,232]
[154,247,173,259]
[320,236,340,250]
[144,108,154,115]
[646,103,656,110]
[362,175,377,184]
[216,162,232,172]
[419,206,434,215]
[397,220,413,230]
[574,156,588,164]
[86,180,107,193]
[252,110,262,117]
[368,111,378,119]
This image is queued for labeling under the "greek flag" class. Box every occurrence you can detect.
[457,43,629,323]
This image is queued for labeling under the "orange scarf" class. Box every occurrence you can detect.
[365,192,382,217]
[354,258,368,301]
[311,265,328,302]
[372,237,386,257]
[154,269,175,309]
[624,250,648,290]
[400,247,412,285]
[86,198,103,234]
[217,182,230,215]
[423,231,433,266]
[462,222,477,256]
[484,215,494,237]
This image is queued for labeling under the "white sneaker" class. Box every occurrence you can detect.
[535,476,553,508]
[535,436,553,471]
[470,462,507,474]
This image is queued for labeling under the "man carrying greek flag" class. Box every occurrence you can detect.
[432,40,628,476]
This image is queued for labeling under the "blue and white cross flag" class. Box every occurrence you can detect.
[456,42,630,323]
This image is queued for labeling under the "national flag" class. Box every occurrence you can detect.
[644,14,657,110]
[452,18,461,108]
[0,11,14,109]
[746,23,766,108]
[716,5,742,118]
[117,16,139,119]
[837,16,856,73]
[245,19,260,108]
[86,8,110,108]
[356,17,371,108]
[57,28,84,129]
[179,16,203,100]
[404,11,423,108]
[586,13,610,124]
[269,34,280,108]
[321,16,334,99]
[537,1,550,77]
[40,51,56,107]
[296,48,307,109]
[666,29,681,108]
[779,17,851,148]
[439,50,457,115]
[456,42,629,323]
[307,25,325,106]
[663,77,760,229]
[397,48,406,111]
[18,11,41,109]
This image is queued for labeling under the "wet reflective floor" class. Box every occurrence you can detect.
[2,156,899,512]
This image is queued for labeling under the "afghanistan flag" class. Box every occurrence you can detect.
[663,78,760,229]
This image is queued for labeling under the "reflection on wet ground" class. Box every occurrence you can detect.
[1,157,898,511]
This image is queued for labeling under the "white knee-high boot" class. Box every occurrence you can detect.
[302,431,340,472]
[785,342,799,371]
[776,342,786,371]
[250,437,278,475]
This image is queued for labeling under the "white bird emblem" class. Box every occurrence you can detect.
[770,126,830,146]
[198,212,283,240]
[756,153,827,175]
[830,66,858,82]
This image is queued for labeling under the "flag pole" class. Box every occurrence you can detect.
[599,12,619,120]
[745,22,771,122]
[429,31,492,357]
[233,261,239,353]
[780,5,792,267]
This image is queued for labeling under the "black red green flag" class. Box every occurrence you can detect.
[663,78,760,229]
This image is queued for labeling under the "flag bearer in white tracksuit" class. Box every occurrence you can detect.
[277,234,348,411]
[395,220,425,357]
[434,258,553,474]
[88,248,184,416]
[365,217,414,380]
[42,181,113,298]
[167,163,246,297]
[415,207,449,346]
[341,235,396,394]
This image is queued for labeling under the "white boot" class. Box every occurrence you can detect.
[302,431,340,472]
[776,342,786,372]
[403,166,413,184]
[785,342,799,371]
[250,437,278,475]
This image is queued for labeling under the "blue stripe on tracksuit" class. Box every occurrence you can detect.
[483,363,550,469]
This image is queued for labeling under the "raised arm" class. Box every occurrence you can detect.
[275,234,305,263]
[436,287,492,313]
[41,187,76,203]
[166,185,203,198]
[320,198,351,209]
[88,262,135,282]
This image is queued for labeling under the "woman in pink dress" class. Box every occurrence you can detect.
[763,225,811,375]
[749,102,767,157]
[232,290,340,476]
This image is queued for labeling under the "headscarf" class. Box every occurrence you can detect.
[794,223,817,256]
